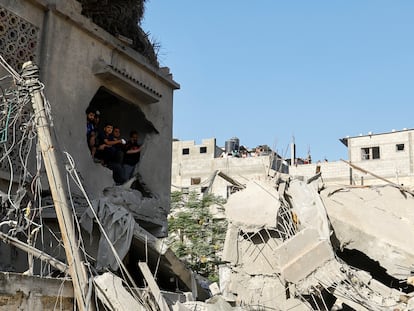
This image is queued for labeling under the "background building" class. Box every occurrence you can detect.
[171,137,288,199]
[173,129,414,201]
[291,128,414,187]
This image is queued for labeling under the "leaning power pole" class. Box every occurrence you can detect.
[21,61,90,311]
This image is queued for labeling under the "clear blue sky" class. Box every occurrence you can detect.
[142,1,414,162]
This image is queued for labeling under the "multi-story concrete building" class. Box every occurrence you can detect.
[173,129,414,200]
[291,128,414,186]
[171,138,288,199]
[340,128,414,186]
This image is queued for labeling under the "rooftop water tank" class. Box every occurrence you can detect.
[225,137,240,154]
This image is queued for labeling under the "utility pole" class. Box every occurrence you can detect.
[21,61,90,311]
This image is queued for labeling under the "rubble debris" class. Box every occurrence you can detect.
[1,54,413,310]
[225,180,280,230]
[172,295,235,311]
[218,175,414,310]
[320,184,414,284]
[94,272,146,311]
[79,185,170,271]
[138,262,170,311]
[80,197,136,271]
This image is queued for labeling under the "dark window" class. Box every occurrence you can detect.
[361,148,370,160]
[182,148,189,155]
[201,186,208,194]
[200,146,207,153]
[396,144,405,151]
[191,177,201,185]
[182,187,189,194]
[361,147,380,160]
[372,147,380,159]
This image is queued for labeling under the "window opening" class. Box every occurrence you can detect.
[85,87,157,187]
[191,177,201,185]
[361,148,370,160]
[372,147,380,159]
[182,148,189,155]
[361,147,380,160]
[200,146,207,153]
[396,144,405,151]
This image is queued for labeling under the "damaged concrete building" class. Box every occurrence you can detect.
[0,1,413,310]
[0,0,216,310]
[0,0,179,234]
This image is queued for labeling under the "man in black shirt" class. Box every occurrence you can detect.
[123,130,142,180]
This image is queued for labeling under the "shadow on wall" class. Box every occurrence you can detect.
[84,86,158,187]
[87,86,158,137]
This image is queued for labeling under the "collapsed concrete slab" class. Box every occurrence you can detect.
[287,178,331,240]
[218,176,414,310]
[275,227,334,283]
[222,223,283,276]
[225,180,281,230]
[320,184,414,279]
[94,272,146,311]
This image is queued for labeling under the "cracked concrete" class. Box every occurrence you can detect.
[217,175,414,310]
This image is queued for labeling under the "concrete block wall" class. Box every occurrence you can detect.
[289,161,350,184]
[172,138,217,162]
[0,273,74,311]
[291,159,414,187]
[173,129,414,198]
[292,130,414,187]
[348,130,413,178]
[171,153,273,199]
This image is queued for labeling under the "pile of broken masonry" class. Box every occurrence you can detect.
[175,174,414,310]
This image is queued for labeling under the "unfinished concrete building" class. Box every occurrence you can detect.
[173,129,414,198]
[171,137,288,199]
[291,128,414,187]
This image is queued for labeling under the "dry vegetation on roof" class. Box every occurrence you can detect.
[77,0,159,67]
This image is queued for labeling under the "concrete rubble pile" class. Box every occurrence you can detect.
[211,174,414,310]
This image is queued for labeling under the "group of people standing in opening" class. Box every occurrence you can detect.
[86,107,143,185]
